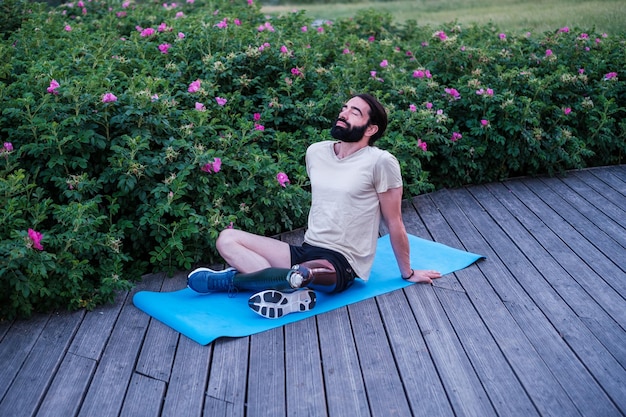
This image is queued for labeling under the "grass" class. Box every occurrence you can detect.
[261,0,626,34]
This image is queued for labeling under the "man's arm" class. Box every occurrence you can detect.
[378,187,441,284]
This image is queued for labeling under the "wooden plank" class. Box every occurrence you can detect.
[406,194,539,415]
[448,186,625,416]
[483,182,626,357]
[204,336,249,417]
[119,373,166,417]
[401,282,497,417]
[505,179,626,297]
[0,318,13,341]
[135,272,180,382]
[36,353,96,417]
[583,165,626,198]
[77,276,161,417]
[348,298,415,417]
[159,329,212,417]
[376,290,455,417]
[284,317,327,417]
[246,327,286,417]
[421,191,582,417]
[68,290,128,361]
[570,170,626,222]
[603,165,626,184]
[542,176,626,248]
[0,314,49,400]
[0,309,84,417]
[317,307,370,417]
[521,177,626,270]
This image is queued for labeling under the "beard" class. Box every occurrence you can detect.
[330,119,369,143]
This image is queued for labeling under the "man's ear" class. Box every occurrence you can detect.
[366,124,379,137]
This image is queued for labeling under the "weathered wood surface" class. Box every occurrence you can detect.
[1,165,625,417]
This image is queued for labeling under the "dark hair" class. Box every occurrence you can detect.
[355,93,388,145]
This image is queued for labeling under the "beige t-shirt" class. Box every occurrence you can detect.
[304,141,403,280]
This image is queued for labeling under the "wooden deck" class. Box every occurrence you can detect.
[1,165,625,417]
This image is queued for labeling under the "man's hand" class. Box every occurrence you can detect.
[406,269,442,284]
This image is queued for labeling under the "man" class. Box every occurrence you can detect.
[187,93,441,318]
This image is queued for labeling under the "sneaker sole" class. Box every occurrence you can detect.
[248,290,316,319]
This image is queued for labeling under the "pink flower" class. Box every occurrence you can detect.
[417,139,427,152]
[215,18,228,29]
[234,19,241,26]
[291,67,302,77]
[195,102,206,111]
[435,31,447,41]
[157,22,168,32]
[578,68,585,74]
[280,45,289,54]
[102,92,118,103]
[451,132,462,142]
[276,172,290,187]
[342,48,351,54]
[64,25,72,31]
[3,142,13,152]
[202,157,222,173]
[563,107,571,115]
[175,12,184,18]
[413,70,424,78]
[158,43,171,54]
[247,0,253,5]
[604,72,618,80]
[47,79,60,94]
[258,22,274,32]
[545,49,553,57]
[559,26,570,33]
[28,228,44,251]
[486,88,494,96]
[188,79,201,93]
[254,124,265,131]
[480,119,489,127]
[409,104,417,112]
[444,88,461,100]
[301,26,308,32]
[253,113,261,121]
[215,97,227,106]
[499,33,506,40]
[380,59,389,68]
[140,27,155,37]
[425,102,433,109]
[178,32,185,39]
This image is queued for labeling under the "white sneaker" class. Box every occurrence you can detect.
[248,289,316,319]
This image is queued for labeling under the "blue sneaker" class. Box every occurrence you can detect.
[187,267,238,293]
[248,289,316,319]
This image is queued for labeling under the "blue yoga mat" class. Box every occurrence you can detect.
[133,234,484,345]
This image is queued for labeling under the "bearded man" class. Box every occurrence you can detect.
[187,93,441,318]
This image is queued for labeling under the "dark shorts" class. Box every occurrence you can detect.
[290,243,357,293]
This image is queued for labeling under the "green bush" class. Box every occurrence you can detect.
[0,0,623,318]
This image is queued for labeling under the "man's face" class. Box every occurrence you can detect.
[330,97,371,143]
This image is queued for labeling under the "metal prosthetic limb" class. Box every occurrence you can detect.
[232,260,338,293]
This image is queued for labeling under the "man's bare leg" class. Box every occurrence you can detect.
[216,228,292,272]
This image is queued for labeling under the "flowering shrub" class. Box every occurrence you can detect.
[0,0,623,318]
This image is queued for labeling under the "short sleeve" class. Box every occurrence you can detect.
[373,151,403,193]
